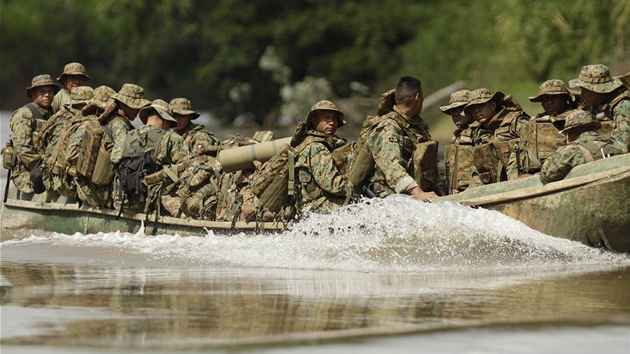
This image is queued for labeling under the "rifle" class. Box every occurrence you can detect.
[514,143,524,175]
[362,184,378,198]
[443,160,452,195]
[3,168,11,203]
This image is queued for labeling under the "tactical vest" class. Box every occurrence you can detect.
[573,133,627,162]
[444,144,474,192]
[515,115,566,174]
[295,133,340,206]
[591,88,630,134]
[122,127,167,162]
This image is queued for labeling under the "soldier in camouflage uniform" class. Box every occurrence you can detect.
[569,64,630,151]
[52,62,91,113]
[294,100,350,213]
[359,77,439,202]
[106,83,151,165]
[170,98,221,157]
[440,89,476,194]
[8,75,59,194]
[539,110,627,184]
[465,88,530,187]
[506,79,575,180]
[39,85,93,197]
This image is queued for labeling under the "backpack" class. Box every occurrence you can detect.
[76,119,115,185]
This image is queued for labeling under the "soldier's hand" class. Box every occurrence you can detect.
[407,186,437,203]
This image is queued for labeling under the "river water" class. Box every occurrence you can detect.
[1,192,630,353]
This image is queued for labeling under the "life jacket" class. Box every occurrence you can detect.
[514,114,566,174]
[572,133,628,162]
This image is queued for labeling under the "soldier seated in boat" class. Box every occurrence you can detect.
[539,110,627,184]
[7,75,60,195]
[170,98,221,157]
[569,64,630,151]
[465,88,530,187]
[507,79,576,180]
[440,89,476,194]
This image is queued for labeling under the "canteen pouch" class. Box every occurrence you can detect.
[2,140,15,170]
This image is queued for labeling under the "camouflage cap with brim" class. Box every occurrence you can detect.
[170,98,200,120]
[25,74,61,98]
[306,100,346,127]
[529,79,574,102]
[69,86,94,106]
[560,109,600,134]
[111,83,151,109]
[57,62,92,82]
[463,88,505,115]
[81,86,115,116]
[569,64,623,94]
[439,89,471,114]
[139,99,176,125]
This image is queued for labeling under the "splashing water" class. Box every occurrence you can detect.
[2,195,628,272]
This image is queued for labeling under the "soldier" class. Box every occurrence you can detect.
[465,88,530,187]
[106,83,151,165]
[295,100,350,213]
[539,110,627,184]
[8,74,59,194]
[569,64,630,151]
[52,62,91,113]
[351,76,439,202]
[170,98,221,156]
[507,79,575,180]
[440,89,476,194]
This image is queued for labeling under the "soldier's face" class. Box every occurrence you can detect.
[412,92,424,117]
[471,101,496,127]
[120,103,140,120]
[450,106,474,128]
[580,88,606,107]
[541,95,567,115]
[312,111,339,135]
[63,75,87,92]
[174,113,192,132]
[31,86,56,109]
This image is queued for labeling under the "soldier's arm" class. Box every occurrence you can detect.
[506,150,519,180]
[368,121,418,193]
[539,146,586,184]
[9,108,41,169]
[611,100,630,150]
[308,143,347,196]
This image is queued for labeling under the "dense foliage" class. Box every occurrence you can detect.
[1,0,628,125]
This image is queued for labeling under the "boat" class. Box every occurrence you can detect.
[436,153,630,253]
[2,154,629,252]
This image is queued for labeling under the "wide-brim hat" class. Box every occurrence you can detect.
[560,109,600,134]
[169,98,200,120]
[57,62,92,82]
[25,74,60,98]
[569,64,623,94]
[529,79,574,102]
[463,88,505,115]
[306,100,346,127]
[69,86,94,106]
[439,89,471,114]
[111,83,151,109]
[139,99,176,125]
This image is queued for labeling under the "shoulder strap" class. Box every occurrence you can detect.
[25,103,44,120]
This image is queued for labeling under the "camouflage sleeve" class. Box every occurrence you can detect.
[366,119,417,192]
[9,107,40,169]
[539,145,587,184]
[158,132,188,165]
[109,118,133,164]
[506,150,519,180]
[190,130,221,156]
[469,165,483,187]
[611,99,630,150]
[308,142,347,196]
[52,91,63,113]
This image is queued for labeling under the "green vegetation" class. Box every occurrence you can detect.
[1,0,628,128]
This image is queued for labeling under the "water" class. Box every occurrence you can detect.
[2,194,630,353]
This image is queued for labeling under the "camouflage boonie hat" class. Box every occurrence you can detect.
[25,74,60,98]
[92,85,116,103]
[529,79,574,102]
[81,86,116,116]
[569,64,623,94]
[69,86,94,105]
[439,89,471,114]
[306,100,346,127]
[57,62,92,82]
[139,99,176,125]
[111,83,151,109]
[463,88,505,115]
[560,110,600,134]
[170,98,200,119]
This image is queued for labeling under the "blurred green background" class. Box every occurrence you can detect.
[1,0,628,144]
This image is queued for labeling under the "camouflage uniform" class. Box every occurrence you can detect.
[170,98,221,156]
[506,80,574,180]
[465,89,530,187]
[106,84,151,165]
[364,105,435,197]
[8,75,59,193]
[539,110,627,184]
[440,90,476,192]
[52,62,91,113]
[570,64,630,151]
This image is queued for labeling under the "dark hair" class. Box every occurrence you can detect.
[395,76,422,105]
